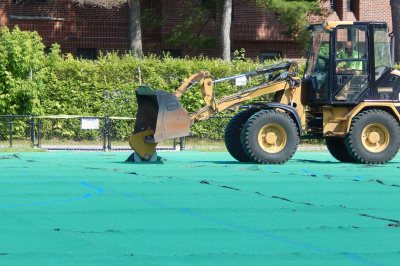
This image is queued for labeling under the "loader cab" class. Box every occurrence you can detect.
[302,21,393,105]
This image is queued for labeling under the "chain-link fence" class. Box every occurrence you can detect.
[0,115,35,149]
[37,116,107,150]
[0,114,326,152]
[106,117,184,151]
[0,115,183,151]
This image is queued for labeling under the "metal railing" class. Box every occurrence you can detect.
[0,115,35,148]
[0,115,184,151]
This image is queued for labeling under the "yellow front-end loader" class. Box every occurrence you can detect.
[130,21,400,164]
[129,61,303,163]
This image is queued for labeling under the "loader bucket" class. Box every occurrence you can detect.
[134,86,191,143]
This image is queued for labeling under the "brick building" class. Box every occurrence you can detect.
[0,0,393,60]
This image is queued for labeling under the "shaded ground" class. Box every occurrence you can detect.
[0,151,399,265]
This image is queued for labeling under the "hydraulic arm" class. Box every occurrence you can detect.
[129,61,301,161]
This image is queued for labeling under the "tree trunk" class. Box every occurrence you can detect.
[128,0,143,58]
[220,0,232,61]
[391,0,400,63]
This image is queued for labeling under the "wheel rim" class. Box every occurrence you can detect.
[361,123,390,153]
[257,124,287,153]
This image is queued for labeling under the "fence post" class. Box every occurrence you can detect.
[107,117,112,150]
[102,117,107,151]
[9,115,13,148]
[37,119,42,148]
[30,115,35,147]
[179,137,185,151]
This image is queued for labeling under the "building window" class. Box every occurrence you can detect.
[77,48,98,60]
[201,0,214,8]
[162,49,182,58]
[349,0,357,13]
[200,0,217,21]
[329,0,337,12]
[14,0,48,5]
[260,51,282,62]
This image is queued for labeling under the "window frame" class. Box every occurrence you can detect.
[14,0,48,5]
[76,48,98,60]
[259,51,282,62]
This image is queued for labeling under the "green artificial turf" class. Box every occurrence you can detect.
[0,151,399,265]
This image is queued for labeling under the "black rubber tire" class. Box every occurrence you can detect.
[325,137,355,162]
[224,109,257,162]
[240,109,299,164]
[345,109,400,164]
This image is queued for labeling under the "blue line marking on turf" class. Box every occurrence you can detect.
[123,191,381,266]
[125,193,168,209]
[302,168,316,175]
[354,175,365,181]
[266,166,278,172]
[0,193,92,209]
[0,182,104,209]
[179,207,329,253]
[80,181,105,194]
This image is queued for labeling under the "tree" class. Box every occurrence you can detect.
[254,0,325,49]
[165,2,217,51]
[166,0,232,60]
[391,0,400,63]
[128,0,143,58]
[70,0,143,58]
[220,0,233,61]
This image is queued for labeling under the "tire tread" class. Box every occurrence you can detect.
[345,109,400,164]
[241,109,299,164]
[224,109,256,162]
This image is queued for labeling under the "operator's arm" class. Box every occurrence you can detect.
[336,51,362,75]
[337,68,361,75]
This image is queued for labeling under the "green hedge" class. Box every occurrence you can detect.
[12,27,400,141]
[1,27,288,140]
